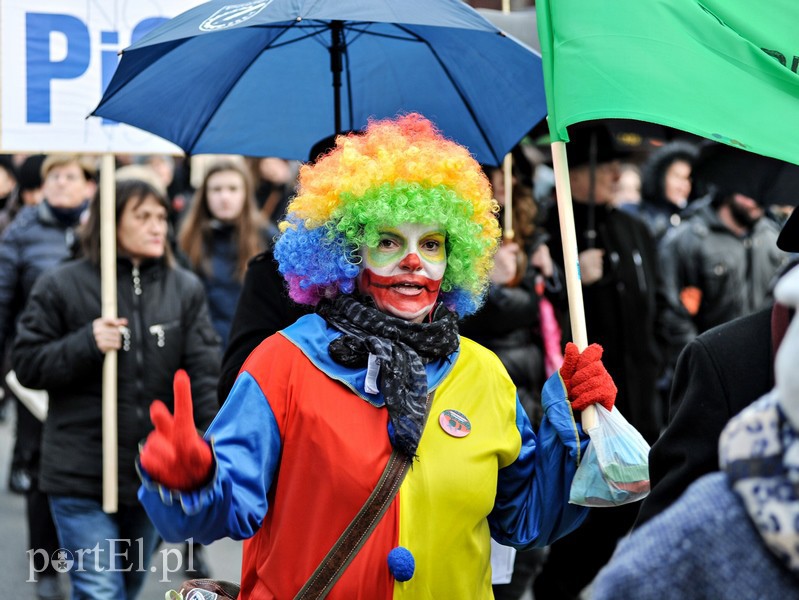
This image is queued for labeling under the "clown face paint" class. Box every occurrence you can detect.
[357,223,446,322]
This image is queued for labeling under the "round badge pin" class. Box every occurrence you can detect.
[439,409,471,438]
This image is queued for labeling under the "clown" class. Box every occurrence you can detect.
[136,114,616,599]
[356,223,447,322]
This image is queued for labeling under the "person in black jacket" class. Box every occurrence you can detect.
[178,159,270,349]
[12,178,221,600]
[534,122,663,600]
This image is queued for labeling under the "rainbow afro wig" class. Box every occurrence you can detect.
[274,113,500,317]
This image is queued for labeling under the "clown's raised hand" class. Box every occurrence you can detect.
[140,370,213,491]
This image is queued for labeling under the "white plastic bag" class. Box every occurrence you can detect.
[569,404,651,507]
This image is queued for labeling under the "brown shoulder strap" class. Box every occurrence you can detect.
[294,391,436,599]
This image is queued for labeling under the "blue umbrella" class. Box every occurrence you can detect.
[92,0,545,166]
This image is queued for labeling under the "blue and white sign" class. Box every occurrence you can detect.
[1,0,200,153]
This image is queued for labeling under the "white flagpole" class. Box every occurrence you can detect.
[550,141,597,430]
[100,153,118,513]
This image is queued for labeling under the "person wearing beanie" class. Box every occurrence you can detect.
[135,114,618,598]
[17,154,46,206]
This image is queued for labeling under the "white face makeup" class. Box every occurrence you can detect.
[357,223,447,323]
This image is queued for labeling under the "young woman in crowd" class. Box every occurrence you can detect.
[178,160,269,348]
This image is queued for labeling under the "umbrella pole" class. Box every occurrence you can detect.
[550,141,597,430]
[586,131,598,249]
[100,153,119,513]
[503,153,514,240]
[330,20,345,135]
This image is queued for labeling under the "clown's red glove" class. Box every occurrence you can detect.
[559,342,617,412]
[139,369,213,491]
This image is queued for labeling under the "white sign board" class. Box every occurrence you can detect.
[0,0,202,154]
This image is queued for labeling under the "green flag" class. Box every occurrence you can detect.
[537,0,799,164]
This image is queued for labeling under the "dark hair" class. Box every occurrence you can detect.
[18,154,46,192]
[81,178,173,266]
[0,155,18,182]
[178,160,264,281]
[641,141,698,206]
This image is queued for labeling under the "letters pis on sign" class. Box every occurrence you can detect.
[1,1,197,153]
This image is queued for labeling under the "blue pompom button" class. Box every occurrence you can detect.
[387,546,415,581]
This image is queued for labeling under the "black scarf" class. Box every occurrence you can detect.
[45,199,88,226]
[317,295,459,458]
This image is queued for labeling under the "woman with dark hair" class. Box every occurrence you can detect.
[11,177,221,599]
[135,115,617,598]
[179,160,268,348]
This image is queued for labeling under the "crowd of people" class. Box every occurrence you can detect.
[0,113,796,599]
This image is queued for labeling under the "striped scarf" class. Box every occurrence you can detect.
[317,295,459,458]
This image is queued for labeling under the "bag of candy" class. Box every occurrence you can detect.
[569,404,650,507]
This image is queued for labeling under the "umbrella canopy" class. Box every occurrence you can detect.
[92,0,546,166]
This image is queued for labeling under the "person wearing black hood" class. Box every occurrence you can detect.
[623,140,698,241]
[533,121,663,600]
[0,154,96,600]
[656,143,791,378]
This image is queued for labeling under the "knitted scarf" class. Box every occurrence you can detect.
[720,391,799,577]
[317,295,459,458]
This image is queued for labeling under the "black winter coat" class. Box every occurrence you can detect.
[635,307,774,526]
[546,201,663,442]
[656,198,786,370]
[0,202,82,350]
[218,249,308,403]
[12,257,221,504]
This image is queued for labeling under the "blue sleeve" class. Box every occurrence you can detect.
[138,371,281,544]
[488,371,590,549]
